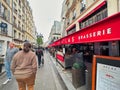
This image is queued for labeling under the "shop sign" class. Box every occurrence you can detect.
[61,12,120,45]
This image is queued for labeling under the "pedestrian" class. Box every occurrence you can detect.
[36,47,43,68]
[11,42,37,90]
[3,42,19,84]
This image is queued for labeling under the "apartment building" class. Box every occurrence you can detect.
[63,0,119,35]
[61,0,67,37]
[0,0,37,55]
[0,0,13,55]
[48,21,61,44]
[12,0,37,47]
[24,1,36,44]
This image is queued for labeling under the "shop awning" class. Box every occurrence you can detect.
[48,39,61,47]
[49,12,120,47]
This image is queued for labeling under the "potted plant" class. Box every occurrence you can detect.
[72,62,86,88]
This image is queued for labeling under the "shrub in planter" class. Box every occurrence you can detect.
[73,62,86,70]
[72,62,86,88]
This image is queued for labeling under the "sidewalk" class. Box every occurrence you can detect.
[0,65,6,88]
[49,52,86,90]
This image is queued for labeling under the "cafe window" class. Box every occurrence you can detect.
[100,42,109,56]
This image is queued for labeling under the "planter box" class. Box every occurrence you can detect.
[72,68,85,88]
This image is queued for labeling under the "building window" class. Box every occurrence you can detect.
[14,30,17,38]
[79,5,107,29]
[72,9,76,20]
[102,9,107,19]
[67,18,70,25]
[80,0,86,13]
[1,5,10,21]
[95,13,102,22]
[88,18,93,25]
[67,26,76,35]
[0,22,8,35]
[19,33,21,39]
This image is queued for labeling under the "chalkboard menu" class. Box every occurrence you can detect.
[92,55,120,90]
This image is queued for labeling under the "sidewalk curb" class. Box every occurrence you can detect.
[49,54,76,90]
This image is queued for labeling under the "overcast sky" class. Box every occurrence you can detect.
[29,0,64,42]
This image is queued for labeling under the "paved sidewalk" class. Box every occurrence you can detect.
[48,52,86,90]
[0,52,67,90]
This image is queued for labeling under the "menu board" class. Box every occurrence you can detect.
[96,63,120,90]
[92,55,120,90]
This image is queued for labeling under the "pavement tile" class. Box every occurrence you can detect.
[49,53,87,90]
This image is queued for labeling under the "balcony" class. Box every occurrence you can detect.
[0,30,7,36]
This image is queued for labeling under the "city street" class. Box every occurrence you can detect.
[0,51,67,90]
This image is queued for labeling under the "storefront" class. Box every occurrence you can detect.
[49,12,120,68]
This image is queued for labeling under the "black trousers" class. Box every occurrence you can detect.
[38,56,41,66]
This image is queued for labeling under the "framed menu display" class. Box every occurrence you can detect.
[92,55,120,90]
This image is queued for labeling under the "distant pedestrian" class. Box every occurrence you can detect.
[3,42,19,84]
[36,47,43,68]
[11,42,37,90]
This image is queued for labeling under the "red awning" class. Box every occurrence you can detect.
[49,39,61,47]
[49,12,120,47]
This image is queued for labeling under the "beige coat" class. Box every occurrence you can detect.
[11,50,37,79]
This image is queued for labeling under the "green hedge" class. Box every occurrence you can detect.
[73,62,86,70]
